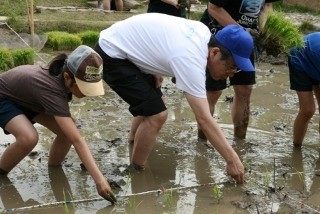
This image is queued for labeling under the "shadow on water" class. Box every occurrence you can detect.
[1,61,320,213]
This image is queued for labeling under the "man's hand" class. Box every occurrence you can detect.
[226,158,245,184]
[96,181,117,205]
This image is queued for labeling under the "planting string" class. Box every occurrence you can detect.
[2,181,221,213]
[2,22,47,63]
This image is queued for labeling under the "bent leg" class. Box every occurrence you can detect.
[313,86,320,134]
[131,110,168,167]
[115,0,123,11]
[33,114,72,166]
[128,116,143,144]
[0,115,38,173]
[293,91,315,147]
[232,85,253,139]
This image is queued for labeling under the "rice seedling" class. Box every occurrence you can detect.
[163,187,176,207]
[11,48,35,66]
[46,31,82,50]
[258,11,305,57]
[78,30,99,47]
[62,188,74,214]
[212,184,222,203]
[0,48,14,72]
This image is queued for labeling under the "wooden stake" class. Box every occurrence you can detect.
[27,0,34,48]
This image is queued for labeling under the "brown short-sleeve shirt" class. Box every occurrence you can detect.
[0,64,71,117]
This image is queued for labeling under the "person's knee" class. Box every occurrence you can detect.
[148,110,168,128]
[17,131,39,151]
[300,107,315,119]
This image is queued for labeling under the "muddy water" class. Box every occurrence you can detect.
[1,61,320,214]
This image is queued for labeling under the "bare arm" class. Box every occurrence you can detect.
[54,116,116,203]
[207,2,239,27]
[259,3,273,30]
[184,93,244,183]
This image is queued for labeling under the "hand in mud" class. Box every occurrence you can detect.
[96,181,117,205]
[226,158,245,184]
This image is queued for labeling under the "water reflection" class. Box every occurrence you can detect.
[0,176,39,211]
[0,166,75,214]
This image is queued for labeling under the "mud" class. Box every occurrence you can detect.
[1,59,320,213]
[1,11,320,213]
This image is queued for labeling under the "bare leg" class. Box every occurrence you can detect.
[102,0,111,10]
[0,115,38,173]
[131,110,168,167]
[313,86,320,135]
[232,85,252,139]
[128,116,143,144]
[198,90,222,139]
[293,91,315,147]
[115,0,123,11]
[33,114,72,166]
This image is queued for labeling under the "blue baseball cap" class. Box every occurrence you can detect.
[215,24,254,72]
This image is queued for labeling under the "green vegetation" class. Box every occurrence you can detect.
[0,48,14,72]
[212,184,222,203]
[0,48,35,72]
[259,11,304,56]
[46,31,82,50]
[11,48,35,66]
[78,30,100,47]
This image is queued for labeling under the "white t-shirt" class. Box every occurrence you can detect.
[99,13,211,98]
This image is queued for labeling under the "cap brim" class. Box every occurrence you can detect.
[75,77,105,96]
[232,53,255,72]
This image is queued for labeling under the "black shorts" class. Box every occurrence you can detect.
[206,52,256,91]
[0,99,37,135]
[288,57,317,91]
[94,43,166,117]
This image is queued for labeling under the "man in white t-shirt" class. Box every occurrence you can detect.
[94,13,254,184]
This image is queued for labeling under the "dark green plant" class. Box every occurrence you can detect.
[46,31,82,50]
[0,48,14,72]
[78,30,99,47]
[11,48,35,66]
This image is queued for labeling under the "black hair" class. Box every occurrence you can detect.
[208,35,232,61]
[46,53,75,82]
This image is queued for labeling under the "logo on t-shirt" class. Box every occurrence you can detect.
[238,0,265,26]
[239,0,265,17]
